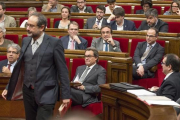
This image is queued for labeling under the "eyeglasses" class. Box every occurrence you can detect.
[77,1,85,4]
[143,5,150,8]
[69,28,78,31]
[84,55,95,58]
[7,51,18,54]
[96,11,104,14]
[161,62,165,65]
[172,6,179,8]
[146,35,156,38]
[26,23,37,28]
[101,31,110,34]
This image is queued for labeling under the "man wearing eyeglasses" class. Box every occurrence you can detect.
[0,43,20,73]
[133,28,164,80]
[41,0,64,12]
[108,7,136,31]
[71,47,106,107]
[149,54,180,101]
[60,21,88,50]
[71,0,93,13]
[137,8,168,32]
[91,25,121,52]
[84,5,109,29]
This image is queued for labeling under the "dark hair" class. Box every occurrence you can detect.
[170,1,180,14]
[100,25,112,34]
[107,0,116,4]
[164,54,180,72]
[96,5,106,13]
[0,2,6,10]
[68,21,79,29]
[141,0,152,8]
[145,8,158,18]
[113,7,125,17]
[148,27,159,36]
[30,12,47,31]
[61,6,71,19]
[85,47,99,63]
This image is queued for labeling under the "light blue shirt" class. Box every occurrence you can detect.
[50,6,57,12]
[67,36,76,49]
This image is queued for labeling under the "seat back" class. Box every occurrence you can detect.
[5,35,19,44]
[65,58,70,70]
[164,6,170,12]
[81,36,93,47]
[6,7,41,12]
[167,22,180,33]
[134,6,161,14]
[133,20,142,29]
[86,4,98,13]
[19,17,28,25]
[113,38,129,52]
[121,5,131,14]
[134,6,142,14]
[0,56,7,61]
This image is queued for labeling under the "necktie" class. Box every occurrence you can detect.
[105,42,108,51]
[70,40,74,50]
[8,64,11,70]
[32,41,38,55]
[141,45,152,61]
[97,20,100,25]
[79,67,90,83]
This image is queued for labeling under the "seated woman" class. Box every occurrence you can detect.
[164,1,180,15]
[105,0,121,14]
[54,6,71,29]
[0,27,14,47]
[135,0,152,14]
[20,7,37,28]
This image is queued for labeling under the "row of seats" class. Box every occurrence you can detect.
[5,4,170,15]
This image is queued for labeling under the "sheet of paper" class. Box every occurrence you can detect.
[127,89,156,96]
[146,100,180,107]
[73,74,79,82]
[138,96,171,101]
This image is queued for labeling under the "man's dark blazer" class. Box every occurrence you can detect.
[70,5,94,13]
[91,37,121,52]
[156,72,180,101]
[137,19,169,32]
[133,41,164,77]
[110,19,136,31]
[0,59,8,73]
[135,9,144,14]
[84,17,109,29]
[71,64,106,107]
[60,35,88,50]
[6,34,70,105]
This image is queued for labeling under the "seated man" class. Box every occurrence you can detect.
[108,7,136,31]
[105,0,121,14]
[71,47,106,107]
[70,0,93,13]
[0,2,16,28]
[149,54,180,101]
[84,5,109,29]
[0,43,20,73]
[91,25,121,52]
[60,21,88,50]
[133,28,164,80]
[137,8,169,32]
[41,0,64,12]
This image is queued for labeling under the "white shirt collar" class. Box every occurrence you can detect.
[147,42,156,48]
[31,32,44,45]
[116,19,124,27]
[164,72,173,80]
[8,60,17,67]
[87,63,96,69]
[78,6,86,13]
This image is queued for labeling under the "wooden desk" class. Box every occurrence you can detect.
[100,84,177,120]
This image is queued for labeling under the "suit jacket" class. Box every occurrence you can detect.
[71,64,106,107]
[133,41,164,77]
[110,19,136,31]
[41,4,64,12]
[135,9,144,14]
[71,5,93,13]
[84,17,109,29]
[137,19,169,32]
[6,34,70,105]
[4,15,16,27]
[60,35,88,50]
[0,59,8,73]
[156,72,180,101]
[91,37,121,52]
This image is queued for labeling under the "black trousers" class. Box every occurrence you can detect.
[133,65,149,80]
[23,85,55,120]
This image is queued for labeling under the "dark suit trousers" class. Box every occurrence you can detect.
[23,85,55,120]
[71,87,83,106]
[133,65,149,80]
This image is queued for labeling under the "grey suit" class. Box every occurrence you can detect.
[84,17,109,29]
[71,64,106,107]
[70,5,93,13]
[91,37,121,52]
[133,41,164,80]
[4,15,16,28]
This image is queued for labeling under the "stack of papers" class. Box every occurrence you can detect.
[127,89,156,96]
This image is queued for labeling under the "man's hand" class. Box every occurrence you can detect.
[92,23,99,29]
[177,8,180,15]
[2,89,7,100]
[73,35,81,44]
[2,66,11,73]
[136,65,144,77]
[46,3,53,11]
[62,99,70,107]
[107,14,115,21]
[107,35,115,46]
[148,86,159,91]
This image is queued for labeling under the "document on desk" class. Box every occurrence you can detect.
[138,96,171,101]
[127,89,156,96]
[145,100,180,107]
